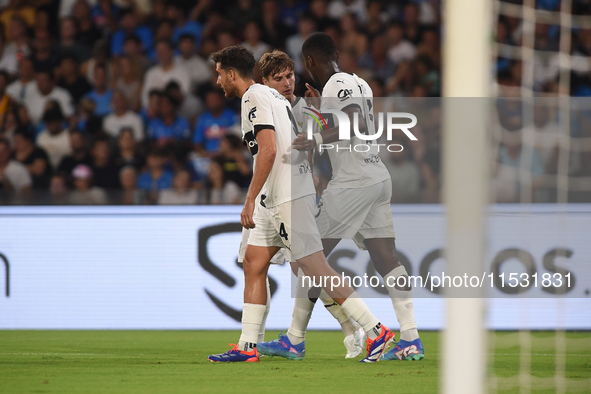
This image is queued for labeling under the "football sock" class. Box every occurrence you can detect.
[319,289,359,337]
[383,266,420,341]
[238,303,266,351]
[287,268,315,345]
[257,277,272,343]
[340,295,381,339]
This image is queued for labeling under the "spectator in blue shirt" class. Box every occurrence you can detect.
[192,89,239,157]
[110,9,153,57]
[167,2,202,47]
[146,92,190,146]
[137,147,174,192]
[83,63,113,117]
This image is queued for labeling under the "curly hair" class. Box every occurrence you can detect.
[212,45,255,79]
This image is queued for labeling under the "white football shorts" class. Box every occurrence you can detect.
[247,194,323,261]
[238,227,287,265]
[315,179,395,250]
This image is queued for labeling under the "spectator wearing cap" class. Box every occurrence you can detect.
[68,163,108,205]
[103,90,144,141]
[89,137,120,190]
[83,63,113,117]
[158,169,198,205]
[192,89,239,157]
[26,68,74,125]
[36,105,72,170]
[0,136,31,193]
[174,33,212,93]
[57,129,92,183]
[110,8,153,57]
[57,55,93,106]
[141,38,190,109]
[146,92,190,146]
[6,56,35,104]
[12,127,52,189]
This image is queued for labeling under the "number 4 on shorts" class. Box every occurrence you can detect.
[279,223,288,240]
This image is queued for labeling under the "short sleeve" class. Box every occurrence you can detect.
[321,77,363,113]
[242,90,275,136]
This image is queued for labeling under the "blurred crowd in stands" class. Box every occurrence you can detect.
[0,0,588,205]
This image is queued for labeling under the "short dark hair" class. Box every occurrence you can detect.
[124,34,141,45]
[212,45,255,79]
[178,33,195,43]
[259,50,294,80]
[302,32,337,61]
[155,37,174,50]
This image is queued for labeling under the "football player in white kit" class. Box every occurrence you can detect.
[207,45,395,363]
[251,50,367,359]
[268,33,424,361]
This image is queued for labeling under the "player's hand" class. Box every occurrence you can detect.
[292,133,316,151]
[304,83,320,109]
[241,198,256,229]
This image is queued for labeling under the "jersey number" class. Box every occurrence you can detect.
[279,223,288,240]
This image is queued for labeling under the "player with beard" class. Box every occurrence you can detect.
[207,45,395,363]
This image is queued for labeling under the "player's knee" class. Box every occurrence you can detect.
[242,256,266,277]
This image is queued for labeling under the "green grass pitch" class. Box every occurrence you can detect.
[0,331,589,393]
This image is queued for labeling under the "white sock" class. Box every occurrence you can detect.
[384,266,419,341]
[238,303,266,351]
[257,277,272,343]
[287,268,316,345]
[319,289,359,337]
[340,295,381,339]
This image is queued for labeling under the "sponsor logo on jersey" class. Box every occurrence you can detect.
[337,88,353,101]
[248,107,257,122]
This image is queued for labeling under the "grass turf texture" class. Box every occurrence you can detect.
[0,331,589,393]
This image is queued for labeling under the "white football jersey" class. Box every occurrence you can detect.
[321,72,390,189]
[241,84,315,207]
